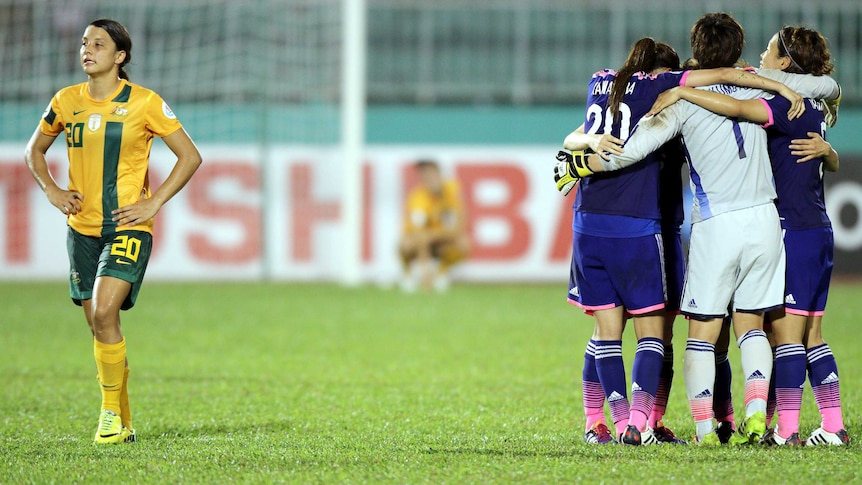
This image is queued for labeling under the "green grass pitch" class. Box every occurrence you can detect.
[1,281,860,483]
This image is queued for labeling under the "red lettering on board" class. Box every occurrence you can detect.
[0,163,32,262]
[186,163,261,263]
[457,164,529,260]
[290,163,373,262]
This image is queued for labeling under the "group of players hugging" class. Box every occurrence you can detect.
[554,12,848,446]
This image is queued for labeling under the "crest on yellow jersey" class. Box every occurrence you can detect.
[87,113,102,132]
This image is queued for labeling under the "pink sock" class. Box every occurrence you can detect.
[583,381,606,431]
[775,388,802,437]
[628,410,648,433]
[649,347,674,428]
[648,403,666,429]
[819,406,845,434]
[773,344,806,437]
[610,400,630,437]
[808,344,845,433]
[582,340,606,431]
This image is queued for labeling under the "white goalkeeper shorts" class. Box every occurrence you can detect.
[680,202,785,319]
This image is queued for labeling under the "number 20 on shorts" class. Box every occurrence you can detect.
[110,235,141,262]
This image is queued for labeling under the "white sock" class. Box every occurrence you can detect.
[737,329,772,416]
[685,338,716,440]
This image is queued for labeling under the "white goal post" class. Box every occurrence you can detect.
[340,0,367,286]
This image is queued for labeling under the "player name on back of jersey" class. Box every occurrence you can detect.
[591,80,635,96]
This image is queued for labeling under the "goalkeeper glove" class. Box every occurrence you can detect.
[554,150,594,195]
[823,91,840,128]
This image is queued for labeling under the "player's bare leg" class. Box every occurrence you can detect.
[803,315,825,348]
[398,234,425,292]
[90,276,132,444]
[83,298,135,439]
[91,276,130,344]
[434,235,470,292]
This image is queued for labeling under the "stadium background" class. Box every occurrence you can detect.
[0,0,860,283]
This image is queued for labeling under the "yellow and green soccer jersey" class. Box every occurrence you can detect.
[403,180,464,233]
[40,80,182,237]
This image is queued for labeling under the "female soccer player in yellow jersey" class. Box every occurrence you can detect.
[24,19,202,444]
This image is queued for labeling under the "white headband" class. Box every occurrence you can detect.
[778,29,804,72]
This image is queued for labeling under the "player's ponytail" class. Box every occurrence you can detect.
[89,18,133,81]
[777,26,833,77]
[608,37,658,120]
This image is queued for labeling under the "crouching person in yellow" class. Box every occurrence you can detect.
[399,160,471,292]
[24,19,202,443]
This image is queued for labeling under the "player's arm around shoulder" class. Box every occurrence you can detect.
[790,132,839,172]
[756,68,840,101]
[563,123,624,159]
[650,86,771,125]
[594,104,685,173]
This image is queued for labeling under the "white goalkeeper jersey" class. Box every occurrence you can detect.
[601,69,840,223]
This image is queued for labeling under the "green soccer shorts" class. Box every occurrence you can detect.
[66,227,153,310]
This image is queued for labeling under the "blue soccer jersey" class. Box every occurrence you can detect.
[657,136,686,230]
[760,96,831,230]
[573,69,686,228]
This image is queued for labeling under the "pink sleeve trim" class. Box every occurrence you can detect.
[680,70,691,87]
[758,98,775,128]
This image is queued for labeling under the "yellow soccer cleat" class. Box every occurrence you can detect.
[727,431,751,446]
[732,411,767,445]
[93,410,127,444]
[695,431,721,446]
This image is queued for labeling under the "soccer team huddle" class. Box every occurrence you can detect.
[553,12,848,446]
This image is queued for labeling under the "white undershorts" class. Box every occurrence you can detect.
[680,202,785,318]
